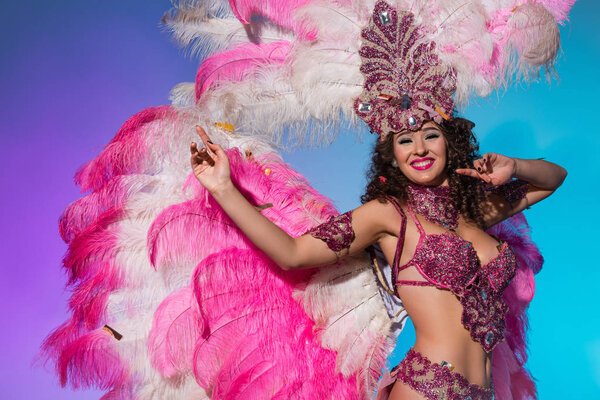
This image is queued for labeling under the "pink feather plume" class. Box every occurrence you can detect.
[488,213,542,399]
[55,329,130,390]
[195,41,291,100]
[74,105,174,192]
[148,286,201,378]
[228,0,324,38]
[189,249,361,398]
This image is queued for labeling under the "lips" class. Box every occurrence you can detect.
[410,157,434,170]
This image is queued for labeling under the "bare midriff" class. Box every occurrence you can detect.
[397,284,493,388]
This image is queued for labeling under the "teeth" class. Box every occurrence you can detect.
[412,160,432,167]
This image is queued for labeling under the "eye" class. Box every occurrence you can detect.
[425,133,440,140]
[398,138,412,145]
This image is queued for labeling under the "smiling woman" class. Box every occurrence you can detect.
[38,0,577,399]
[191,111,566,399]
[363,118,487,227]
[394,122,449,186]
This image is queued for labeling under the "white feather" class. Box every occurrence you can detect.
[293,253,395,396]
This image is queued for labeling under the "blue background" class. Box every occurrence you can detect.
[1,1,598,398]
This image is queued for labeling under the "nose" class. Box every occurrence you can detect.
[413,136,427,156]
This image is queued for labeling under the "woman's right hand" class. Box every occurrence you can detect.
[190,125,231,194]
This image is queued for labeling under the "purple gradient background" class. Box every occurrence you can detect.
[1,1,598,398]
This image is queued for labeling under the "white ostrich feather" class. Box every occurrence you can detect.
[163,9,294,59]
[294,253,395,395]
[509,2,561,67]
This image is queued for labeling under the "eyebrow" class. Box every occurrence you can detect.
[397,126,440,136]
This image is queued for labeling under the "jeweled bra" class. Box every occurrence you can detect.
[388,182,527,351]
[308,181,527,352]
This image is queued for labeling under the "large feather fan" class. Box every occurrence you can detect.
[43,0,573,399]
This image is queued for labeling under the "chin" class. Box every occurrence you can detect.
[405,171,447,186]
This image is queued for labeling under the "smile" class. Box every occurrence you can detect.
[410,158,434,170]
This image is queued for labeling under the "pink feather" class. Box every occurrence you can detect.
[55,329,129,390]
[189,249,361,398]
[148,149,337,269]
[148,286,201,378]
[195,41,290,100]
[74,105,174,192]
[60,174,154,243]
[228,0,324,38]
[536,0,576,22]
[509,3,561,67]
[487,213,542,399]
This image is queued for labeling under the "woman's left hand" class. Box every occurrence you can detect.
[456,153,516,186]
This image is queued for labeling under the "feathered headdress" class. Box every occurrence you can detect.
[354,2,457,135]
[164,0,572,145]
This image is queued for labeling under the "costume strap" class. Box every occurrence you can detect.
[384,196,407,297]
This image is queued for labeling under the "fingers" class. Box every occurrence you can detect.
[190,142,215,167]
[195,125,211,145]
[473,154,495,175]
[473,158,485,173]
[456,167,491,183]
[190,142,199,156]
[195,125,227,158]
[479,173,491,184]
[455,168,480,178]
[196,125,217,151]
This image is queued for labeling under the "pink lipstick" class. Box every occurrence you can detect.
[410,157,434,170]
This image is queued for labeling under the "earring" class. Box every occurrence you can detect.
[391,159,398,168]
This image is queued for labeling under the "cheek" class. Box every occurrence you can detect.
[393,145,409,162]
[434,141,448,163]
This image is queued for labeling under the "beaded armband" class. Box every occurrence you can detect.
[308,211,356,253]
[486,179,528,204]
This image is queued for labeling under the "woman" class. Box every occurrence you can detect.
[190,116,566,399]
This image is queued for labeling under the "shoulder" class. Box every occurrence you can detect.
[358,197,400,213]
[353,197,404,235]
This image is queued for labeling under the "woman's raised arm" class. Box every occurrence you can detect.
[456,153,567,226]
[191,126,391,270]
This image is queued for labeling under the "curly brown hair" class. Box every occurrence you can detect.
[361,117,487,227]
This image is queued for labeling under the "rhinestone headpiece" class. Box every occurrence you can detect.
[355,1,457,136]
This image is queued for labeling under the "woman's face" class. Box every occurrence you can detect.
[392,121,449,186]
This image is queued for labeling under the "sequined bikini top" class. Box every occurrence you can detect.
[386,196,517,352]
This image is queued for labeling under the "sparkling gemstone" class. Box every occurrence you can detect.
[485,332,495,344]
[380,11,391,25]
[440,361,451,369]
[408,116,417,126]
[481,289,487,300]
[358,102,373,113]
[400,93,412,110]
[465,397,472,400]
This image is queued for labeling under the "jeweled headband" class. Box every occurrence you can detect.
[354,1,456,136]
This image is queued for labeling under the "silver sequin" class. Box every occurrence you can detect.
[358,102,373,113]
[380,11,391,25]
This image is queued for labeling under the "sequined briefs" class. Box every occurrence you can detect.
[392,348,494,400]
